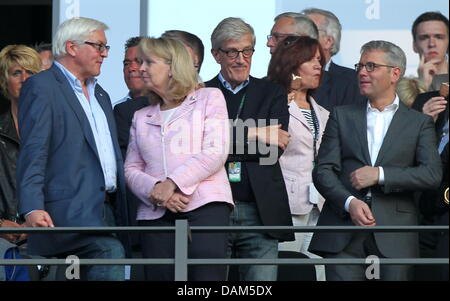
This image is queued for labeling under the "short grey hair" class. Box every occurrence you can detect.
[274,12,319,39]
[361,40,407,78]
[211,17,255,50]
[53,17,109,60]
[301,8,342,56]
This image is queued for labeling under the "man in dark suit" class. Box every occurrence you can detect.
[112,37,145,108]
[302,8,365,112]
[309,40,442,281]
[17,17,129,281]
[266,12,318,55]
[413,84,448,281]
[206,17,294,281]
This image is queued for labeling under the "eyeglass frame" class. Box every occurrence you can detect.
[218,48,255,59]
[74,40,111,53]
[355,62,397,73]
[267,33,298,42]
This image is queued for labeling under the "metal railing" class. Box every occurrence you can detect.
[1,221,448,281]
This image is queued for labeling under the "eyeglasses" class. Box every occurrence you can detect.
[219,48,255,59]
[267,33,297,42]
[355,62,397,72]
[77,41,110,53]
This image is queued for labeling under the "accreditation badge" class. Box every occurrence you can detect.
[228,162,242,182]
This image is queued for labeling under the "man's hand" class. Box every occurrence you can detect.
[25,210,55,228]
[150,179,177,205]
[348,198,376,226]
[422,96,447,122]
[350,166,379,190]
[248,124,290,150]
[418,56,440,89]
[0,219,24,242]
[163,192,190,213]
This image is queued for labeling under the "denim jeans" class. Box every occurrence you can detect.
[58,203,125,281]
[228,201,278,281]
[74,236,125,281]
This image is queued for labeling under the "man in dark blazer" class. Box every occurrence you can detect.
[412,84,448,281]
[112,36,145,108]
[17,17,129,281]
[309,40,442,281]
[206,17,294,281]
[302,8,365,112]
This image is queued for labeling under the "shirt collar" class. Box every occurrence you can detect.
[324,60,332,72]
[54,61,98,92]
[218,72,250,94]
[367,94,400,113]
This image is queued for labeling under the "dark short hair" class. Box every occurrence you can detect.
[162,30,205,72]
[124,36,143,51]
[34,42,52,53]
[412,11,449,41]
[267,36,325,96]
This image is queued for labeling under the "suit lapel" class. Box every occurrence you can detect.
[353,101,372,166]
[51,65,100,160]
[95,85,123,162]
[167,91,197,126]
[375,102,408,166]
[145,105,162,126]
[310,98,327,141]
[289,102,310,130]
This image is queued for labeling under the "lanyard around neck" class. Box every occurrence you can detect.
[233,94,246,126]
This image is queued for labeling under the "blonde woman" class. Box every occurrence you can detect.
[0,45,41,242]
[125,38,233,281]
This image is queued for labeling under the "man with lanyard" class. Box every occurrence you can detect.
[205,17,294,281]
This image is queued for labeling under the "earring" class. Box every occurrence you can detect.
[291,74,302,90]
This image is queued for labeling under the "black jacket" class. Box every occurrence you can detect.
[413,90,449,138]
[0,110,20,221]
[205,76,294,242]
[113,96,149,158]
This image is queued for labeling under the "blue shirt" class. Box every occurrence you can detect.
[218,73,249,94]
[54,61,117,192]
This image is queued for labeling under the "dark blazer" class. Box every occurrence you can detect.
[113,96,149,158]
[309,100,442,258]
[17,64,129,256]
[313,61,365,112]
[413,90,449,137]
[113,96,148,247]
[205,76,294,242]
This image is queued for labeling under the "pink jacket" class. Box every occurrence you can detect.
[124,88,233,220]
[279,97,329,215]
